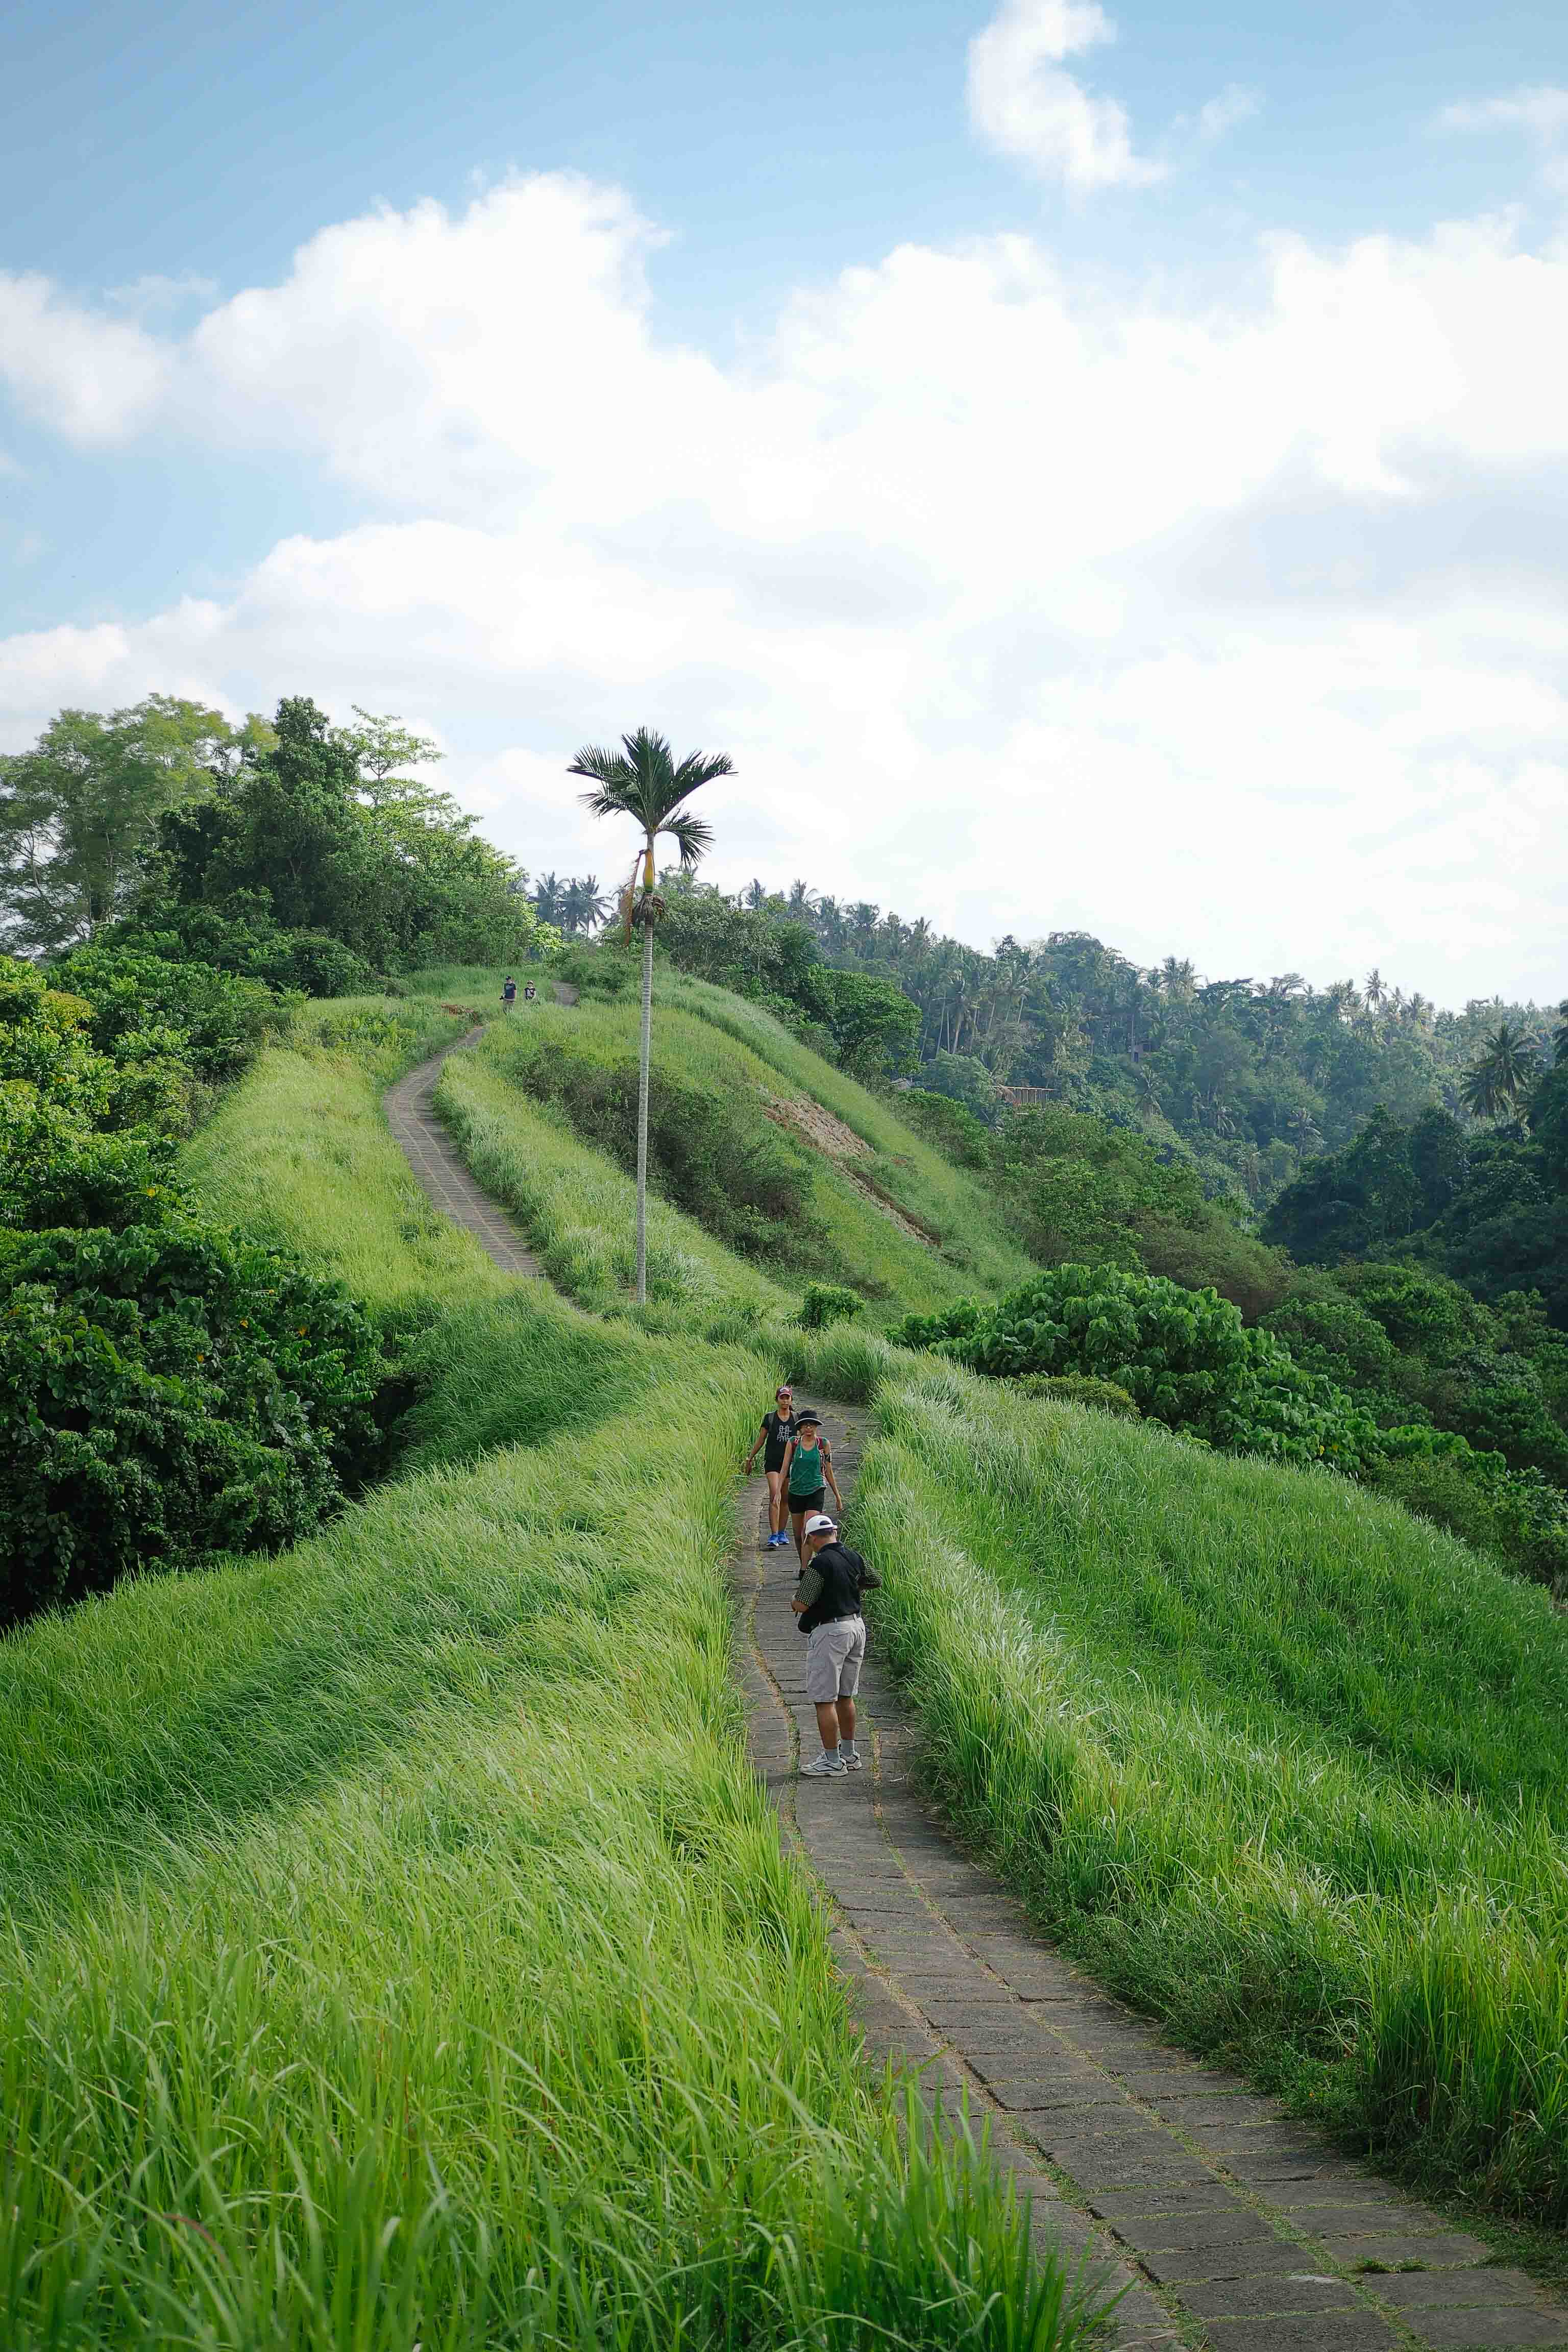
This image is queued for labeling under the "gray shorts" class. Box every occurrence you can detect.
[806,1615,866,1703]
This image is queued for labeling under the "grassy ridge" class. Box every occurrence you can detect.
[443,990,1031,1322]
[179,999,660,1465]
[1,1008,1098,2349]
[846,1361,1568,2223]
[436,1028,791,1328]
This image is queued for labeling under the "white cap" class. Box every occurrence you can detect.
[803,1512,837,1537]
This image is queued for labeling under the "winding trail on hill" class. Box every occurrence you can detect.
[386,1038,1564,2352]
[384,1028,545,1278]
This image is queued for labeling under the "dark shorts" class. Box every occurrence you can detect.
[764,1451,789,1476]
[789,1486,826,1517]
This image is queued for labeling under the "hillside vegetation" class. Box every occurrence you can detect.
[842,1357,1568,2223]
[436,980,1035,1325]
[0,1011,1097,2352]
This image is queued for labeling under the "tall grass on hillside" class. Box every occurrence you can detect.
[447,994,1017,1322]
[437,1030,791,1330]
[848,1363,1568,2224]
[178,998,660,1465]
[180,997,482,1323]
[663,972,1037,1289]
[1,1346,1102,2350]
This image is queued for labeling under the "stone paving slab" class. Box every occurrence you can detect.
[1201,2316,1401,2350]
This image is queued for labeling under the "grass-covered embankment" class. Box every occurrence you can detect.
[2,1009,1100,2350]
[843,1359,1568,2227]
[437,985,1032,1325]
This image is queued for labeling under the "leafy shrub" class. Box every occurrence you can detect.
[0,1222,384,1623]
[111,895,374,997]
[0,955,184,1230]
[49,945,281,1081]
[896,1296,987,1353]
[893,1089,993,1169]
[895,1263,1378,1471]
[1009,1371,1140,1418]
[801,1281,863,1330]
[1365,1426,1568,1594]
[552,940,636,1000]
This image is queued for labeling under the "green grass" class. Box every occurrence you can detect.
[663,973,1037,1289]
[437,1028,792,1332]
[844,1359,1568,2227]
[439,986,1031,1326]
[178,998,660,1464]
[0,1011,1105,2350]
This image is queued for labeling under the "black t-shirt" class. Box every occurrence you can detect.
[798,1541,874,1633]
[762,1409,797,1466]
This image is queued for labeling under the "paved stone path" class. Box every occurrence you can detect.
[734,1406,1566,2352]
[384,1032,545,1279]
[377,1069,1563,2352]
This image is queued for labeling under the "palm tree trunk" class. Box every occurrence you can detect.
[636,898,653,1306]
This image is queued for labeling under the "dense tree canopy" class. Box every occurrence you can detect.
[671,877,1552,1211]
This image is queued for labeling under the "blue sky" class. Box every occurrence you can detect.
[3,0,1567,1001]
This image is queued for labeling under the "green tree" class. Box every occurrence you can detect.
[1461,1022,1540,1124]
[330,704,443,801]
[136,696,541,979]
[570,727,732,1305]
[821,969,921,1082]
[0,696,241,953]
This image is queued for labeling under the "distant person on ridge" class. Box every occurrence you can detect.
[743,1383,798,1550]
[501,975,517,1013]
[793,1510,880,1777]
[780,1409,843,1562]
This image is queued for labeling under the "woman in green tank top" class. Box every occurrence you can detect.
[780,1410,844,1562]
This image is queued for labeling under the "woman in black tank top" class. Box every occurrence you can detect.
[743,1384,797,1549]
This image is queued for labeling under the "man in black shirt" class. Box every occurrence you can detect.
[792,1512,881,1777]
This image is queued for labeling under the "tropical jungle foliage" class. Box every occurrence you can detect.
[897,1262,1379,1471]
[649,874,1556,1208]
[0,951,387,1622]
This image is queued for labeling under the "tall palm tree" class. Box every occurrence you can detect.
[531,870,564,927]
[569,726,732,1305]
[1461,1022,1540,1125]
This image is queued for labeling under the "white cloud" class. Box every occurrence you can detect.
[966,0,1163,191]
[1435,85,1568,193]
[1,176,1566,1003]
[1435,86,1568,139]
[0,273,173,444]
[1192,83,1261,144]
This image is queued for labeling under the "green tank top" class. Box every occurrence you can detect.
[789,1437,826,1494]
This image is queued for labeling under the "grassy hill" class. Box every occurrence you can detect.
[428,974,1035,1327]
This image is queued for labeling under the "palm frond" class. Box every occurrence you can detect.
[672,748,734,796]
[660,810,715,871]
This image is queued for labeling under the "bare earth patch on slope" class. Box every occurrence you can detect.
[765,1095,940,1251]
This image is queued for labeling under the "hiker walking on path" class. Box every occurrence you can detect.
[501,975,517,1012]
[793,1511,880,1777]
[780,1409,843,1562]
[743,1384,798,1550]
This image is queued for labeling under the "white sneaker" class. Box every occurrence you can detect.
[800,1750,846,1777]
[839,1744,863,1771]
